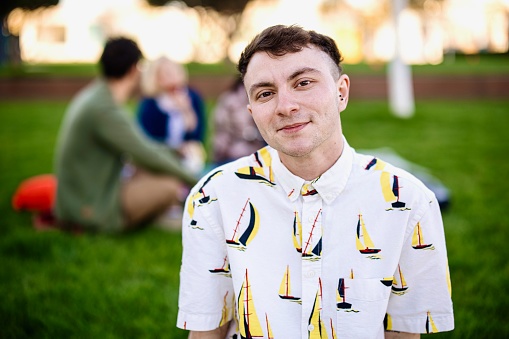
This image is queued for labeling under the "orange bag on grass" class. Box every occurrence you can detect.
[12,174,57,213]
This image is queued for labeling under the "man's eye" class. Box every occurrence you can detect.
[258,91,272,99]
[297,80,311,87]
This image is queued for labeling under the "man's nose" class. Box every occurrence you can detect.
[275,88,299,116]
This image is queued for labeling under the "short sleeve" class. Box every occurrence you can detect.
[177,190,235,331]
[386,195,454,333]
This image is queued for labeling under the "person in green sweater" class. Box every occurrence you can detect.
[54,37,197,233]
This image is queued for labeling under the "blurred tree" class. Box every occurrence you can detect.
[145,0,250,13]
[0,0,59,65]
[145,0,251,63]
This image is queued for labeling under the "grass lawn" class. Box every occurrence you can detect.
[1,97,509,338]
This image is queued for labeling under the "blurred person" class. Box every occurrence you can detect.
[54,37,197,233]
[212,77,265,165]
[177,25,454,338]
[137,56,206,176]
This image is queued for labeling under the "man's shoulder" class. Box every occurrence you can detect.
[68,80,114,112]
[351,149,434,199]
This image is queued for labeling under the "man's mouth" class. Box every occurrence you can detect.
[278,122,309,133]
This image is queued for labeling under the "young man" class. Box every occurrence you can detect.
[178,25,454,338]
[54,37,197,233]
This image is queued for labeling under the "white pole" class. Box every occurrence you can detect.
[388,0,415,118]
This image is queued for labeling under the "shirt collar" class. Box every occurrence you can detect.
[271,138,354,204]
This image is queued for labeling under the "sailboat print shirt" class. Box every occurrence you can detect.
[177,139,454,338]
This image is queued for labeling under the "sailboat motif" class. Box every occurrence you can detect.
[412,222,435,250]
[356,214,381,257]
[209,256,231,275]
[336,278,352,310]
[265,313,274,339]
[292,211,302,253]
[381,173,410,211]
[235,166,275,186]
[426,311,439,334]
[278,265,301,302]
[330,318,337,339]
[187,170,223,228]
[301,182,318,196]
[227,198,260,250]
[238,270,264,338]
[309,278,329,339]
[412,222,434,250]
[391,265,409,295]
[219,291,231,327]
[302,209,322,261]
[365,157,387,171]
[254,147,274,182]
[384,313,393,331]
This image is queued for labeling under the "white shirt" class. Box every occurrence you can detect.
[177,140,454,338]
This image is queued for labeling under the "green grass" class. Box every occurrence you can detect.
[1,98,509,337]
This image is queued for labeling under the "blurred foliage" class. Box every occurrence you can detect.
[145,0,250,13]
[0,0,58,20]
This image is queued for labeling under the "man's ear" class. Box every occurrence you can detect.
[337,74,350,99]
[247,104,253,116]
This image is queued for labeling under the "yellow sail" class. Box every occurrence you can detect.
[385,313,393,331]
[279,266,291,296]
[309,293,322,339]
[292,211,302,251]
[400,268,407,287]
[238,270,264,338]
[265,313,274,339]
[187,190,202,218]
[360,215,376,249]
[258,147,274,182]
[237,166,265,177]
[355,235,364,251]
[238,281,246,335]
[412,222,423,247]
[427,311,439,333]
[219,292,230,327]
[380,171,397,202]
[446,263,452,297]
[309,280,328,339]
[374,158,387,171]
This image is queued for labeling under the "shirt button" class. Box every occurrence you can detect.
[308,324,315,331]
[308,216,314,222]
[305,270,315,278]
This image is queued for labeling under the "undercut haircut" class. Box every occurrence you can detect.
[237,25,343,80]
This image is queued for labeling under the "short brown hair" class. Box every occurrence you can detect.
[237,25,343,80]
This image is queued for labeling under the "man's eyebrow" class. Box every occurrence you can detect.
[288,67,320,81]
[248,81,273,98]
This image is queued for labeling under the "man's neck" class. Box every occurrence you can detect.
[279,138,345,181]
[106,78,131,105]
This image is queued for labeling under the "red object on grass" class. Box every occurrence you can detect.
[12,174,57,213]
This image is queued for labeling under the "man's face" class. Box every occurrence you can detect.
[244,46,349,162]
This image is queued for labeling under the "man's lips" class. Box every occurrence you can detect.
[277,122,309,132]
